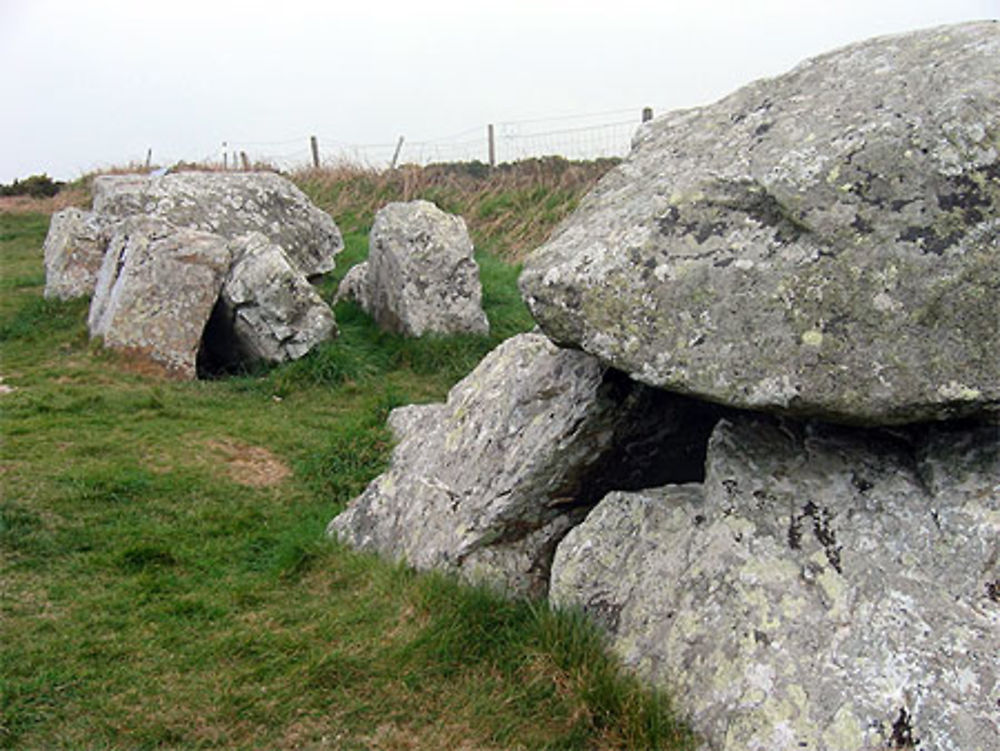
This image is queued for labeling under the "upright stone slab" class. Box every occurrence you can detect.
[200,232,337,371]
[551,415,1000,751]
[88,217,233,378]
[43,208,107,300]
[520,22,1000,425]
[328,332,717,597]
[338,200,489,336]
[91,171,343,279]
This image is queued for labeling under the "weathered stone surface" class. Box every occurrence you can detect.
[327,332,717,597]
[91,171,342,278]
[88,217,233,378]
[334,261,370,310]
[42,208,107,300]
[520,22,1000,425]
[551,414,1000,751]
[338,200,489,336]
[199,232,337,371]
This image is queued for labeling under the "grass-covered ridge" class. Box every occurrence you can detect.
[292,158,617,262]
[0,207,694,749]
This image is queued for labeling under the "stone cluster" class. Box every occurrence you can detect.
[43,171,342,377]
[328,22,1000,751]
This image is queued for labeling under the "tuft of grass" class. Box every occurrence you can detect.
[1,191,692,750]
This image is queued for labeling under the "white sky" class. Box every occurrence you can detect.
[1,0,997,183]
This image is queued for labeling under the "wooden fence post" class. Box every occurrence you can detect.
[145,148,152,169]
[310,136,320,169]
[390,136,405,169]
[488,124,496,168]
[642,107,654,123]
[240,151,250,171]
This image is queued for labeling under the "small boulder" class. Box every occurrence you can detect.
[338,200,489,336]
[88,217,233,378]
[327,332,717,597]
[334,261,370,310]
[551,414,1000,751]
[199,232,337,372]
[91,171,343,279]
[42,208,107,300]
[520,22,1000,425]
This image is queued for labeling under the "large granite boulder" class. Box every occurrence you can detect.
[88,217,233,378]
[199,232,337,371]
[337,200,489,336]
[551,415,1000,751]
[42,208,107,300]
[91,171,343,279]
[520,22,1000,425]
[327,332,718,597]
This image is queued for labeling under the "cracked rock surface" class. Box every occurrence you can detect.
[550,414,1000,751]
[338,200,489,337]
[327,332,718,597]
[88,217,233,378]
[92,171,342,279]
[202,232,337,369]
[520,22,1000,425]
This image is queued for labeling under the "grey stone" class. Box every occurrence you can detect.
[327,332,716,597]
[335,261,370,310]
[339,200,489,336]
[550,414,1000,751]
[520,22,1000,425]
[91,171,342,279]
[201,232,337,369]
[88,217,233,379]
[42,208,108,300]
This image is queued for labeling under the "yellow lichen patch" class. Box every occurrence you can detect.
[801,329,824,348]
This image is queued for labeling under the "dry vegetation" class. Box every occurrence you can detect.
[291,158,617,260]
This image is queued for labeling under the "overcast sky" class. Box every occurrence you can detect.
[1,0,996,183]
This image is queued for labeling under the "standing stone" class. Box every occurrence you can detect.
[200,232,337,371]
[91,171,343,279]
[551,414,1000,751]
[88,217,232,378]
[42,208,107,300]
[337,200,489,336]
[327,332,717,597]
[520,22,1000,425]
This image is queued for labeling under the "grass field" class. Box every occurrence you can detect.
[0,181,695,750]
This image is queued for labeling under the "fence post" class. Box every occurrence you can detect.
[145,148,152,169]
[390,136,405,169]
[642,107,654,123]
[240,151,250,171]
[488,124,496,168]
[310,135,320,169]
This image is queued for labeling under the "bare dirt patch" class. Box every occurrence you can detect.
[205,438,292,488]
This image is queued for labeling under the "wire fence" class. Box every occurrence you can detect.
[216,106,656,171]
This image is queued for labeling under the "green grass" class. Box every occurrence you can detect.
[0,211,695,749]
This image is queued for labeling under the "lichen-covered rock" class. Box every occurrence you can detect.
[88,217,233,378]
[334,261,370,310]
[42,208,107,300]
[339,200,489,336]
[550,414,1000,751]
[200,232,337,370]
[327,332,717,597]
[91,171,342,278]
[520,22,1000,425]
